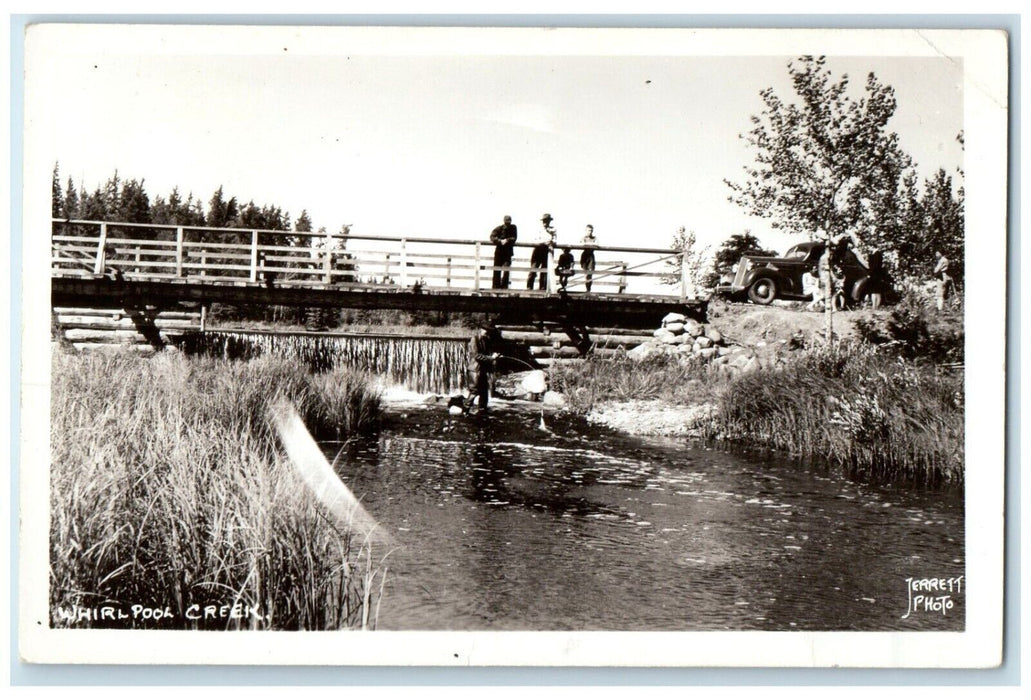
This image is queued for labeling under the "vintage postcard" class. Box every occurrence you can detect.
[19,24,1008,667]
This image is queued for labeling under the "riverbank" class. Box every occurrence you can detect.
[553,299,965,487]
[50,349,386,630]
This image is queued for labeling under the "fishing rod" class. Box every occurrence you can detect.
[494,354,539,371]
[493,355,551,431]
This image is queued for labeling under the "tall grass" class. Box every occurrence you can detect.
[50,349,385,629]
[549,352,723,413]
[710,342,964,487]
[552,342,963,487]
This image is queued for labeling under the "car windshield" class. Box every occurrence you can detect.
[784,245,810,260]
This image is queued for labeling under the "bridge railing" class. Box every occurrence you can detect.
[51,219,697,299]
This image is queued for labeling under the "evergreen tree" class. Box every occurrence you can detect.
[703,232,779,288]
[118,178,151,223]
[206,186,239,228]
[62,177,80,219]
[81,187,108,221]
[52,163,62,217]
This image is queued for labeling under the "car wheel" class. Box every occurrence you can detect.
[747,277,777,305]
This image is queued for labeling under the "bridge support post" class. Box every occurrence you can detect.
[400,238,408,287]
[474,242,481,291]
[680,247,688,301]
[93,223,107,276]
[176,226,185,278]
[250,230,259,283]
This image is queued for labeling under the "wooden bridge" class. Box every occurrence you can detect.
[51,219,707,330]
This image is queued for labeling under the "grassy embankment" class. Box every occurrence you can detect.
[50,350,384,630]
[551,298,964,487]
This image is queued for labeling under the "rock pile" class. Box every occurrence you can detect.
[627,312,765,374]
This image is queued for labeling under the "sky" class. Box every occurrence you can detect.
[27,26,964,257]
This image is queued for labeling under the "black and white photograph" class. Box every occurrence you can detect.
[18,23,1008,667]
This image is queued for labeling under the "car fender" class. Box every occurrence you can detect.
[742,267,791,291]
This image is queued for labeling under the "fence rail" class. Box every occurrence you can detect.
[52,219,698,300]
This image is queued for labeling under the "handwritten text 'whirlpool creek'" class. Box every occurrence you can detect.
[901,576,964,619]
[53,604,269,624]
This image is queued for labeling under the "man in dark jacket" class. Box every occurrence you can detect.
[490,215,518,289]
[466,324,500,411]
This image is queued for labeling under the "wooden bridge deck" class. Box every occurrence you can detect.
[51,219,707,328]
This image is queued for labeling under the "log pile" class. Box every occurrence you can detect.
[495,323,654,366]
[52,307,202,354]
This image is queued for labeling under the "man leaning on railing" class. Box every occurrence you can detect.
[526,213,556,291]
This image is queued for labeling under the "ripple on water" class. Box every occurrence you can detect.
[336,410,964,631]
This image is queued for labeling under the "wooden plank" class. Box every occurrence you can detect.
[64,329,155,342]
[55,318,200,331]
[70,342,158,355]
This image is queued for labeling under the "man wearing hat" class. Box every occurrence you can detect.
[466,322,501,412]
[489,215,518,289]
[527,213,556,291]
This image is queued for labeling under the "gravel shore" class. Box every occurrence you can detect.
[586,400,716,437]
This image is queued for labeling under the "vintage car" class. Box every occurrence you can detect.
[715,240,873,306]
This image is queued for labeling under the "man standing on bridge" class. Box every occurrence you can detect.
[490,215,518,289]
[527,213,556,291]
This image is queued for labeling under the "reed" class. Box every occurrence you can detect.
[50,349,386,629]
[549,352,725,413]
[709,342,964,487]
[551,341,963,487]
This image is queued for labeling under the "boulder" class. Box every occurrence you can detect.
[728,351,754,368]
[705,327,724,345]
[542,391,567,407]
[684,319,705,338]
[664,322,686,334]
[628,343,663,361]
[654,328,678,344]
[741,357,762,374]
[697,347,718,361]
[717,345,733,357]
[661,312,687,326]
[521,370,548,394]
[694,336,714,350]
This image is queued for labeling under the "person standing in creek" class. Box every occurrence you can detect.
[466,323,501,412]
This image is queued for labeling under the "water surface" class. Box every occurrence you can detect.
[334,405,964,631]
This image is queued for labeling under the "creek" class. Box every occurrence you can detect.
[182,330,964,630]
[331,402,964,631]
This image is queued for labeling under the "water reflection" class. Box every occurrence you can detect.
[334,407,964,631]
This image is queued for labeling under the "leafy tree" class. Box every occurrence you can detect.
[727,56,911,242]
[727,56,913,333]
[661,227,710,293]
[918,168,964,282]
[294,210,313,233]
[702,232,779,288]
